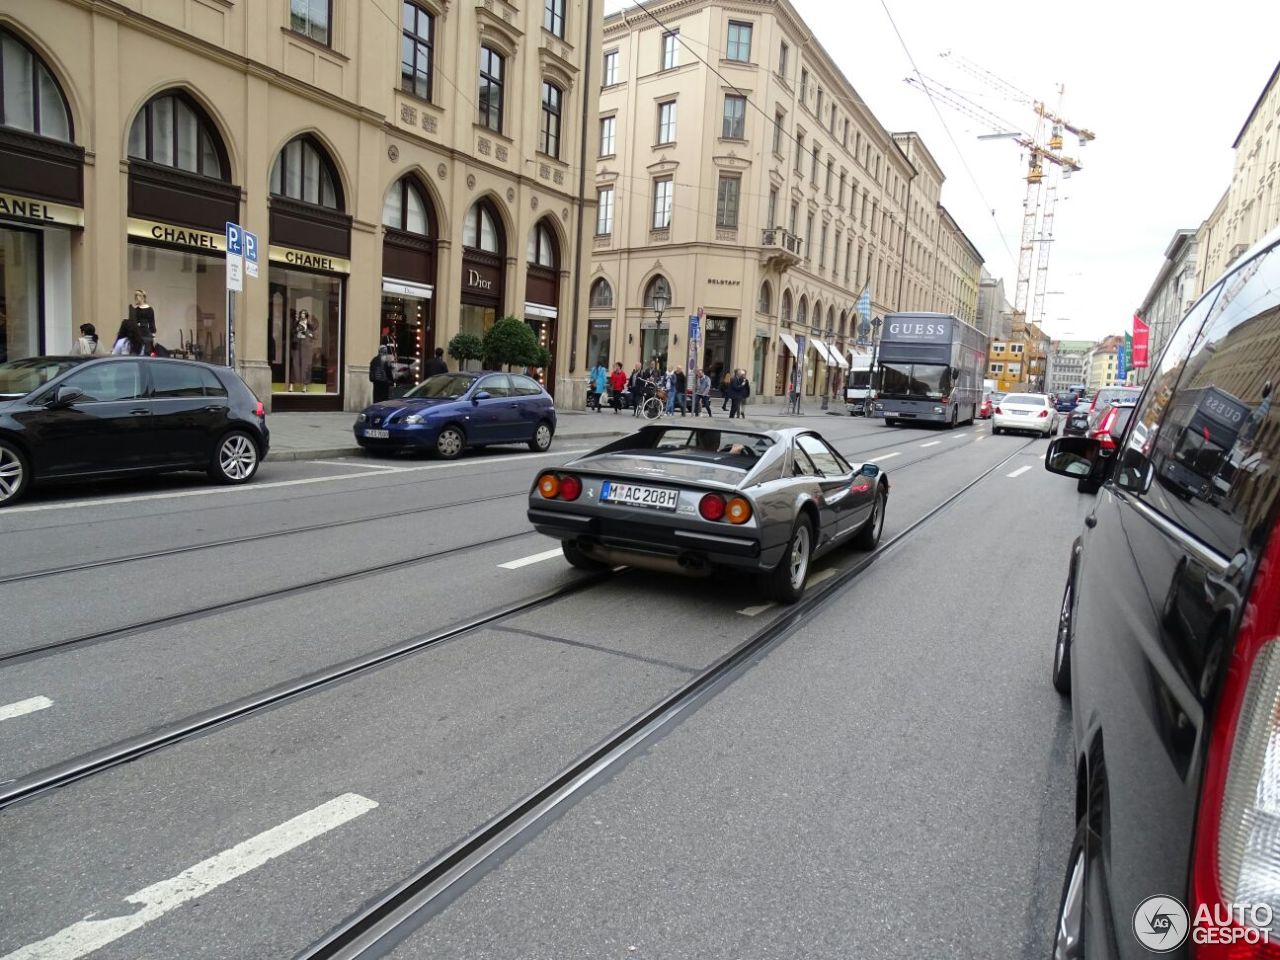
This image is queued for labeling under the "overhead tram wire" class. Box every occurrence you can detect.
[877,0,1020,274]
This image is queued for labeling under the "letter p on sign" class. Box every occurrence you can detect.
[226,222,243,256]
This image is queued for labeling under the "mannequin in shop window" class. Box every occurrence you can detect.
[130,289,156,356]
[290,309,318,392]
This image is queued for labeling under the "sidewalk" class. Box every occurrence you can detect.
[264,402,852,461]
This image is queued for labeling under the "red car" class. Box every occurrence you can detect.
[978,396,993,419]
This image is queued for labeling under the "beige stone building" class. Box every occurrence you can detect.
[1196,61,1280,295]
[0,0,600,410]
[589,0,983,403]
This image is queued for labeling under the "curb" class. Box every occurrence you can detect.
[265,446,367,462]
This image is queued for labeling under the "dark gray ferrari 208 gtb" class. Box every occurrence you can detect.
[526,424,889,603]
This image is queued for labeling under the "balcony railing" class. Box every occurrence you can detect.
[760,227,803,266]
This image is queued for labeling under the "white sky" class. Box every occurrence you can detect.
[602,0,1279,341]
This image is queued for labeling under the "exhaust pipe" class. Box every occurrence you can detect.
[582,543,712,578]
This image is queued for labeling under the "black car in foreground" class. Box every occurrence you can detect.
[0,356,269,507]
[1043,225,1280,958]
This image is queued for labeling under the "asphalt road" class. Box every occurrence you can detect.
[0,415,1078,959]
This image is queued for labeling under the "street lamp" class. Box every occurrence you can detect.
[651,292,668,368]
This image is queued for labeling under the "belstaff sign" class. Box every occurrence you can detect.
[0,192,84,227]
[267,244,352,274]
[127,218,225,251]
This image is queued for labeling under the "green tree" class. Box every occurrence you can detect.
[482,316,542,369]
[446,332,484,367]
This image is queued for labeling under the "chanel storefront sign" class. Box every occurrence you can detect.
[128,218,224,251]
[268,244,352,274]
[0,192,84,228]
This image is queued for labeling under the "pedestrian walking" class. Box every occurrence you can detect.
[720,369,732,412]
[369,346,394,403]
[694,368,713,417]
[72,323,104,356]
[111,318,142,355]
[423,347,449,377]
[673,367,688,416]
[664,368,678,415]
[589,362,608,411]
[728,368,749,419]
[629,363,645,416]
[609,362,627,413]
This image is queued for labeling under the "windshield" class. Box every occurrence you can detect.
[849,370,872,388]
[404,373,478,400]
[880,362,951,399]
[0,357,85,396]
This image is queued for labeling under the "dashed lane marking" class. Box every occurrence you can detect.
[1007,465,1033,478]
[875,452,901,459]
[0,793,378,960]
[737,568,838,616]
[309,460,400,470]
[499,547,565,570]
[920,440,942,448]
[0,696,53,722]
[737,602,775,617]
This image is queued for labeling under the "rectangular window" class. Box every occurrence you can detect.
[990,363,1003,373]
[816,88,823,118]
[264,262,343,394]
[810,147,818,183]
[778,41,789,77]
[290,0,331,45]
[842,117,848,148]
[478,46,504,132]
[825,158,833,195]
[602,49,619,86]
[543,0,565,38]
[789,201,798,235]
[662,31,679,70]
[772,110,784,155]
[794,130,804,173]
[401,2,433,101]
[806,212,814,259]
[767,188,777,229]
[657,100,676,143]
[838,171,846,208]
[845,238,852,281]
[539,81,562,158]
[652,177,673,229]
[819,223,828,268]
[726,21,752,62]
[716,175,741,228]
[721,94,746,139]
[800,68,808,103]
[596,186,614,235]
[599,116,615,156]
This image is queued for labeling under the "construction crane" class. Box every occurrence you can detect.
[906,67,1092,340]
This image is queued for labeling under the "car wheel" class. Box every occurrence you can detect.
[435,425,465,460]
[0,440,31,507]
[562,539,610,572]
[1053,818,1088,960]
[993,426,1002,435]
[764,515,813,604]
[1052,575,1074,695]
[949,408,958,429]
[852,485,886,550]
[885,418,898,427]
[210,431,260,484]
[528,420,554,453]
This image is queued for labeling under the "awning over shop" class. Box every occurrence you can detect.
[810,337,837,365]
[829,345,851,369]
[779,332,799,357]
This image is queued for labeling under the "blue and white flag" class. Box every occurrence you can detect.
[856,284,872,324]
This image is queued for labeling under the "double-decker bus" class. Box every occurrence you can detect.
[872,312,989,427]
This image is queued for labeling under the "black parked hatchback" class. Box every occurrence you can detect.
[1043,226,1280,958]
[0,356,269,507]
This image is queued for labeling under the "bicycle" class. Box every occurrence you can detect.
[641,386,667,421]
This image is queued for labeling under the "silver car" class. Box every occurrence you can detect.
[526,425,889,603]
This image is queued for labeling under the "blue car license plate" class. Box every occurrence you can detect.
[601,480,679,511]
[364,429,390,439]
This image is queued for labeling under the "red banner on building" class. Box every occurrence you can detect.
[1132,313,1150,368]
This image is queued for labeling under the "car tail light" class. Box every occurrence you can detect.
[1092,409,1119,450]
[254,402,265,418]
[537,473,560,499]
[995,406,1003,415]
[725,497,752,524]
[1038,409,1050,418]
[1190,520,1280,957]
[698,493,726,521]
[558,475,582,501]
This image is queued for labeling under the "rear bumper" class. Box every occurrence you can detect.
[994,413,1053,433]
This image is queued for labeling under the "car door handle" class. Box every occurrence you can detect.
[1085,514,1097,528]
[203,405,227,412]
[130,408,150,416]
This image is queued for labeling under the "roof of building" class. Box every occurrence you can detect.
[1233,60,1280,149]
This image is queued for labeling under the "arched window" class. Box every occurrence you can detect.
[527,221,557,268]
[644,275,671,309]
[811,300,821,328]
[0,29,72,141]
[797,295,808,326]
[590,278,613,308]
[462,200,502,253]
[128,91,227,180]
[781,290,792,324]
[270,135,342,209]
[839,310,848,339]
[827,306,835,332]
[758,281,772,315]
[383,176,432,235]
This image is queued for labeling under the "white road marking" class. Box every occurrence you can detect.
[976,435,987,442]
[875,452,901,460]
[309,460,400,471]
[1007,465,1033,478]
[499,547,564,570]
[0,449,591,517]
[737,602,775,617]
[0,793,378,960]
[920,440,942,448]
[951,432,969,439]
[0,696,53,722]
[809,568,838,586]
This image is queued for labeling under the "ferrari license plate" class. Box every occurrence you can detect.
[601,480,679,511]
[364,429,390,438]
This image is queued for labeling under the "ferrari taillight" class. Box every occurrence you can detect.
[725,497,752,524]
[698,494,726,522]
[559,475,582,501]
[537,473,560,498]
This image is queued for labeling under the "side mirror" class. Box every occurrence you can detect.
[860,463,880,477]
[49,385,85,408]
[472,391,492,404]
[1045,436,1101,477]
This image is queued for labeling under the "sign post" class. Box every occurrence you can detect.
[225,223,244,368]
[686,309,702,414]
[792,334,807,414]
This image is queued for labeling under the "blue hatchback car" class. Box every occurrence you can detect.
[354,371,556,459]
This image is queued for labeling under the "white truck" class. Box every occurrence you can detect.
[844,354,876,415]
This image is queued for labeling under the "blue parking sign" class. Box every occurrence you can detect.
[226,222,243,257]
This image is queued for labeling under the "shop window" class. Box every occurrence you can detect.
[290,0,332,46]
[127,245,227,364]
[270,135,342,209]
[0,29,72,141]
[128,91,227,180]
[0,228,42,363]
[478,46,504,133]
[268,266,343,394]
[401,2,434,101]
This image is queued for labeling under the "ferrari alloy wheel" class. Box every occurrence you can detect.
[763,516,813,604]
[853,486,885,550]
[0,440,30,506]
[436,425,465,459]
[210,431,259,484]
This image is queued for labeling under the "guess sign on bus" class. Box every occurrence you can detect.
[885,318,952,341]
